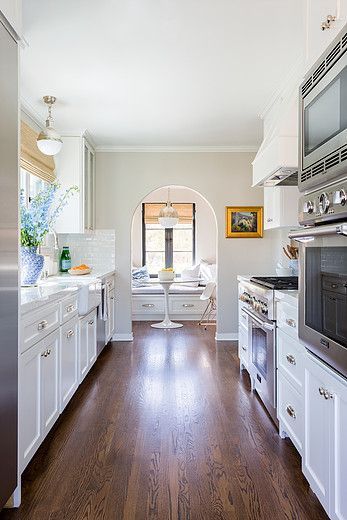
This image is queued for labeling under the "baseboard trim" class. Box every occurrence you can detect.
[215,332,239,341]
[112,333,134,342]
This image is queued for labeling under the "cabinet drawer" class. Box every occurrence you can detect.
[239,306,249,331]
[277,329,305,395]
[170,297,206,314]
[277,300,299,339]
[105,275,115,291]
[21,303,60,353]
[60,294,78,324]
[132,296,164,314]
[278,373,304,454]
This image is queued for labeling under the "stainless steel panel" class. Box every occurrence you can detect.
[0,21,18,508]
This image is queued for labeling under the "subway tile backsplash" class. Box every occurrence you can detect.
[58,230,116,272]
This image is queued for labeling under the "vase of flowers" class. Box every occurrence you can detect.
[20,183,78,286]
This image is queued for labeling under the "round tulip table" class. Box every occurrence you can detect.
[146,278,201,329]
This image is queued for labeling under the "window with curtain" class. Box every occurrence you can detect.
[20,121,56,204]
[142,203,196,275]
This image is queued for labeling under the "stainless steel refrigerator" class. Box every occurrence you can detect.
[0,18,19,509]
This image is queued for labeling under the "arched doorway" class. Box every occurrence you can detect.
[130,185,218,333]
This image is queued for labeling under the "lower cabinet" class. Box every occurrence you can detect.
[106,288,115,341]
[19,329,60,472]
[304,353,347,520]
[238,324,249,371]
[78,309,97,383]
[60,316,79,412]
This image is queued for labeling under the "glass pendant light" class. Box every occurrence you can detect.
[37,96,63,156]
[158,187,179,228]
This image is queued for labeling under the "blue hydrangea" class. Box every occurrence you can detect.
[20,183,78,248]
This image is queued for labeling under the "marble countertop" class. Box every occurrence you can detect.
[21,268,116,313]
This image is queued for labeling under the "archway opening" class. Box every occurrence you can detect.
[130,185,218,332]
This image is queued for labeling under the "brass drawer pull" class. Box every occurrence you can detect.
[286,354,296,365]
[38,320,48,331]
[182,303,194,308]
[67,329,75,338]
[286,318,296,328]
[66,304,75,313]
[142,303,155,308]
[286,405,296,419]
[88,320,94,325]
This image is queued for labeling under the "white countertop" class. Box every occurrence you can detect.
[21,269,116,313]
[274,289,299,307]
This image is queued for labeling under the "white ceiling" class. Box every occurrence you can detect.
[21,0,305,148]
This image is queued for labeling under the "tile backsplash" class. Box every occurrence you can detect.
[43,230,115,274]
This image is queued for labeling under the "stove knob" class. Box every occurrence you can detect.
[334,189,347,206]
[319,192,330,214]
[304,200,314,214]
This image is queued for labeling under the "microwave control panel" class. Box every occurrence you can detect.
[299,178,347,225]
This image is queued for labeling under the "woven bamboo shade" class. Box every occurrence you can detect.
[20,121,56,182]
[144,203,194,224]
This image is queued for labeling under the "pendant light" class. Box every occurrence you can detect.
[158,188,179,228]
[37,96,63,156]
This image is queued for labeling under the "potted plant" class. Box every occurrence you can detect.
[20,183,78,286]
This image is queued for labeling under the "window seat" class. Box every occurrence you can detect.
[132,284,204,295]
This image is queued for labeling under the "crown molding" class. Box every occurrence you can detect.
[95,145,259,153]
[20,97,45,130]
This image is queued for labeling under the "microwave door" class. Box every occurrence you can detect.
[290,224,347,378]
[302,51,347,171]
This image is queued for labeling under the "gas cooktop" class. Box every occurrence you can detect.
[250,276,298,290]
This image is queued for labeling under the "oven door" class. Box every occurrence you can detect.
[291,223,347,377]
[243,308,276,422]
[301,51,347,171]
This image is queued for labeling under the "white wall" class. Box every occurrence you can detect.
[132,186,217,267]
[96,151,282,338]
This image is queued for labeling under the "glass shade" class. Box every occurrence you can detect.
[37,126,63,156]
[158,203,179,228]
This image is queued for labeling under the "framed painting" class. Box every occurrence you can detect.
[225,206,263,238]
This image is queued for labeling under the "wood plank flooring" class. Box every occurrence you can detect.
[1,322,328,520]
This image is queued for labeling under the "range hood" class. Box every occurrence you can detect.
[252,135,298,187]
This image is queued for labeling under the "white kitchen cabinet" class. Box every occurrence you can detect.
[19,329,60,472]
[78,308,97,383]
[306,0,347,67]
[303,352,347,519]
[54,134,95,233]
[264,186,299,230]
[238,322,249,372]
[107,288,115,341]
[60,316,78,412]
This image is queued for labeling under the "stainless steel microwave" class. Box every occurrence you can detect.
[299,23,347,192]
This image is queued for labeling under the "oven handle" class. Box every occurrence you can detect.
[242,308,275,331]
[289,223,347,242]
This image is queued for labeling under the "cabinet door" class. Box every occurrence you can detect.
[264,187,277,229]
[238,325,249,370]
[303,358,332,511]
[87,310,97,367]
[19,342,42,472]
[79,316,89,382]
[331,377,347,520]
[41,331,59,438]
[306,0,343,66]
[109,289,115,339]
[60,317,78,412]
[83,140,95,232]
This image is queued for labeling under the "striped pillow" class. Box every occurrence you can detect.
[132,265,150,287]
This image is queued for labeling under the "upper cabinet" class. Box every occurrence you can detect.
[54,134,96,233]
[306,0,347,68]
[264,186,299,230]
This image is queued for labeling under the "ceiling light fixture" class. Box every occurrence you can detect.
[37,96,63,156]
[158,188,179,228]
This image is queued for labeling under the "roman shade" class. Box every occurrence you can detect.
[144,203,194,224]
[20,121,56,183]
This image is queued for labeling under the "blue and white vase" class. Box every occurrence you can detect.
[21,246,44,286]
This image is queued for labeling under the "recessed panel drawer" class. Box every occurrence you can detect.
[277,329,305,395]
[239,306,249,331]
[277,300,299,340]
[278,373,304,454]
[238,325,249,368]
[170,297,206,314]
[60,294,78,324]
[132,296,164,314]
[21,303,60,353]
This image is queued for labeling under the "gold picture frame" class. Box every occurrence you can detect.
[225,206,263,238]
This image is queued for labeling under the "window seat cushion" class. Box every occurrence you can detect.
[132,284,204,295]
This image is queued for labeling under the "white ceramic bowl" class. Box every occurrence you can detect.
[276,267,293,276]
[158,270,175,281]
[68,268,92,276]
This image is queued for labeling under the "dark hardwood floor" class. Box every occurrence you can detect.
[1,322,327,520]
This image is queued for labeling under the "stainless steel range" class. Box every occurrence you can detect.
[238,276,298,424]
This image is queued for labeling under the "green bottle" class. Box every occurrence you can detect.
[60,246,72,272]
